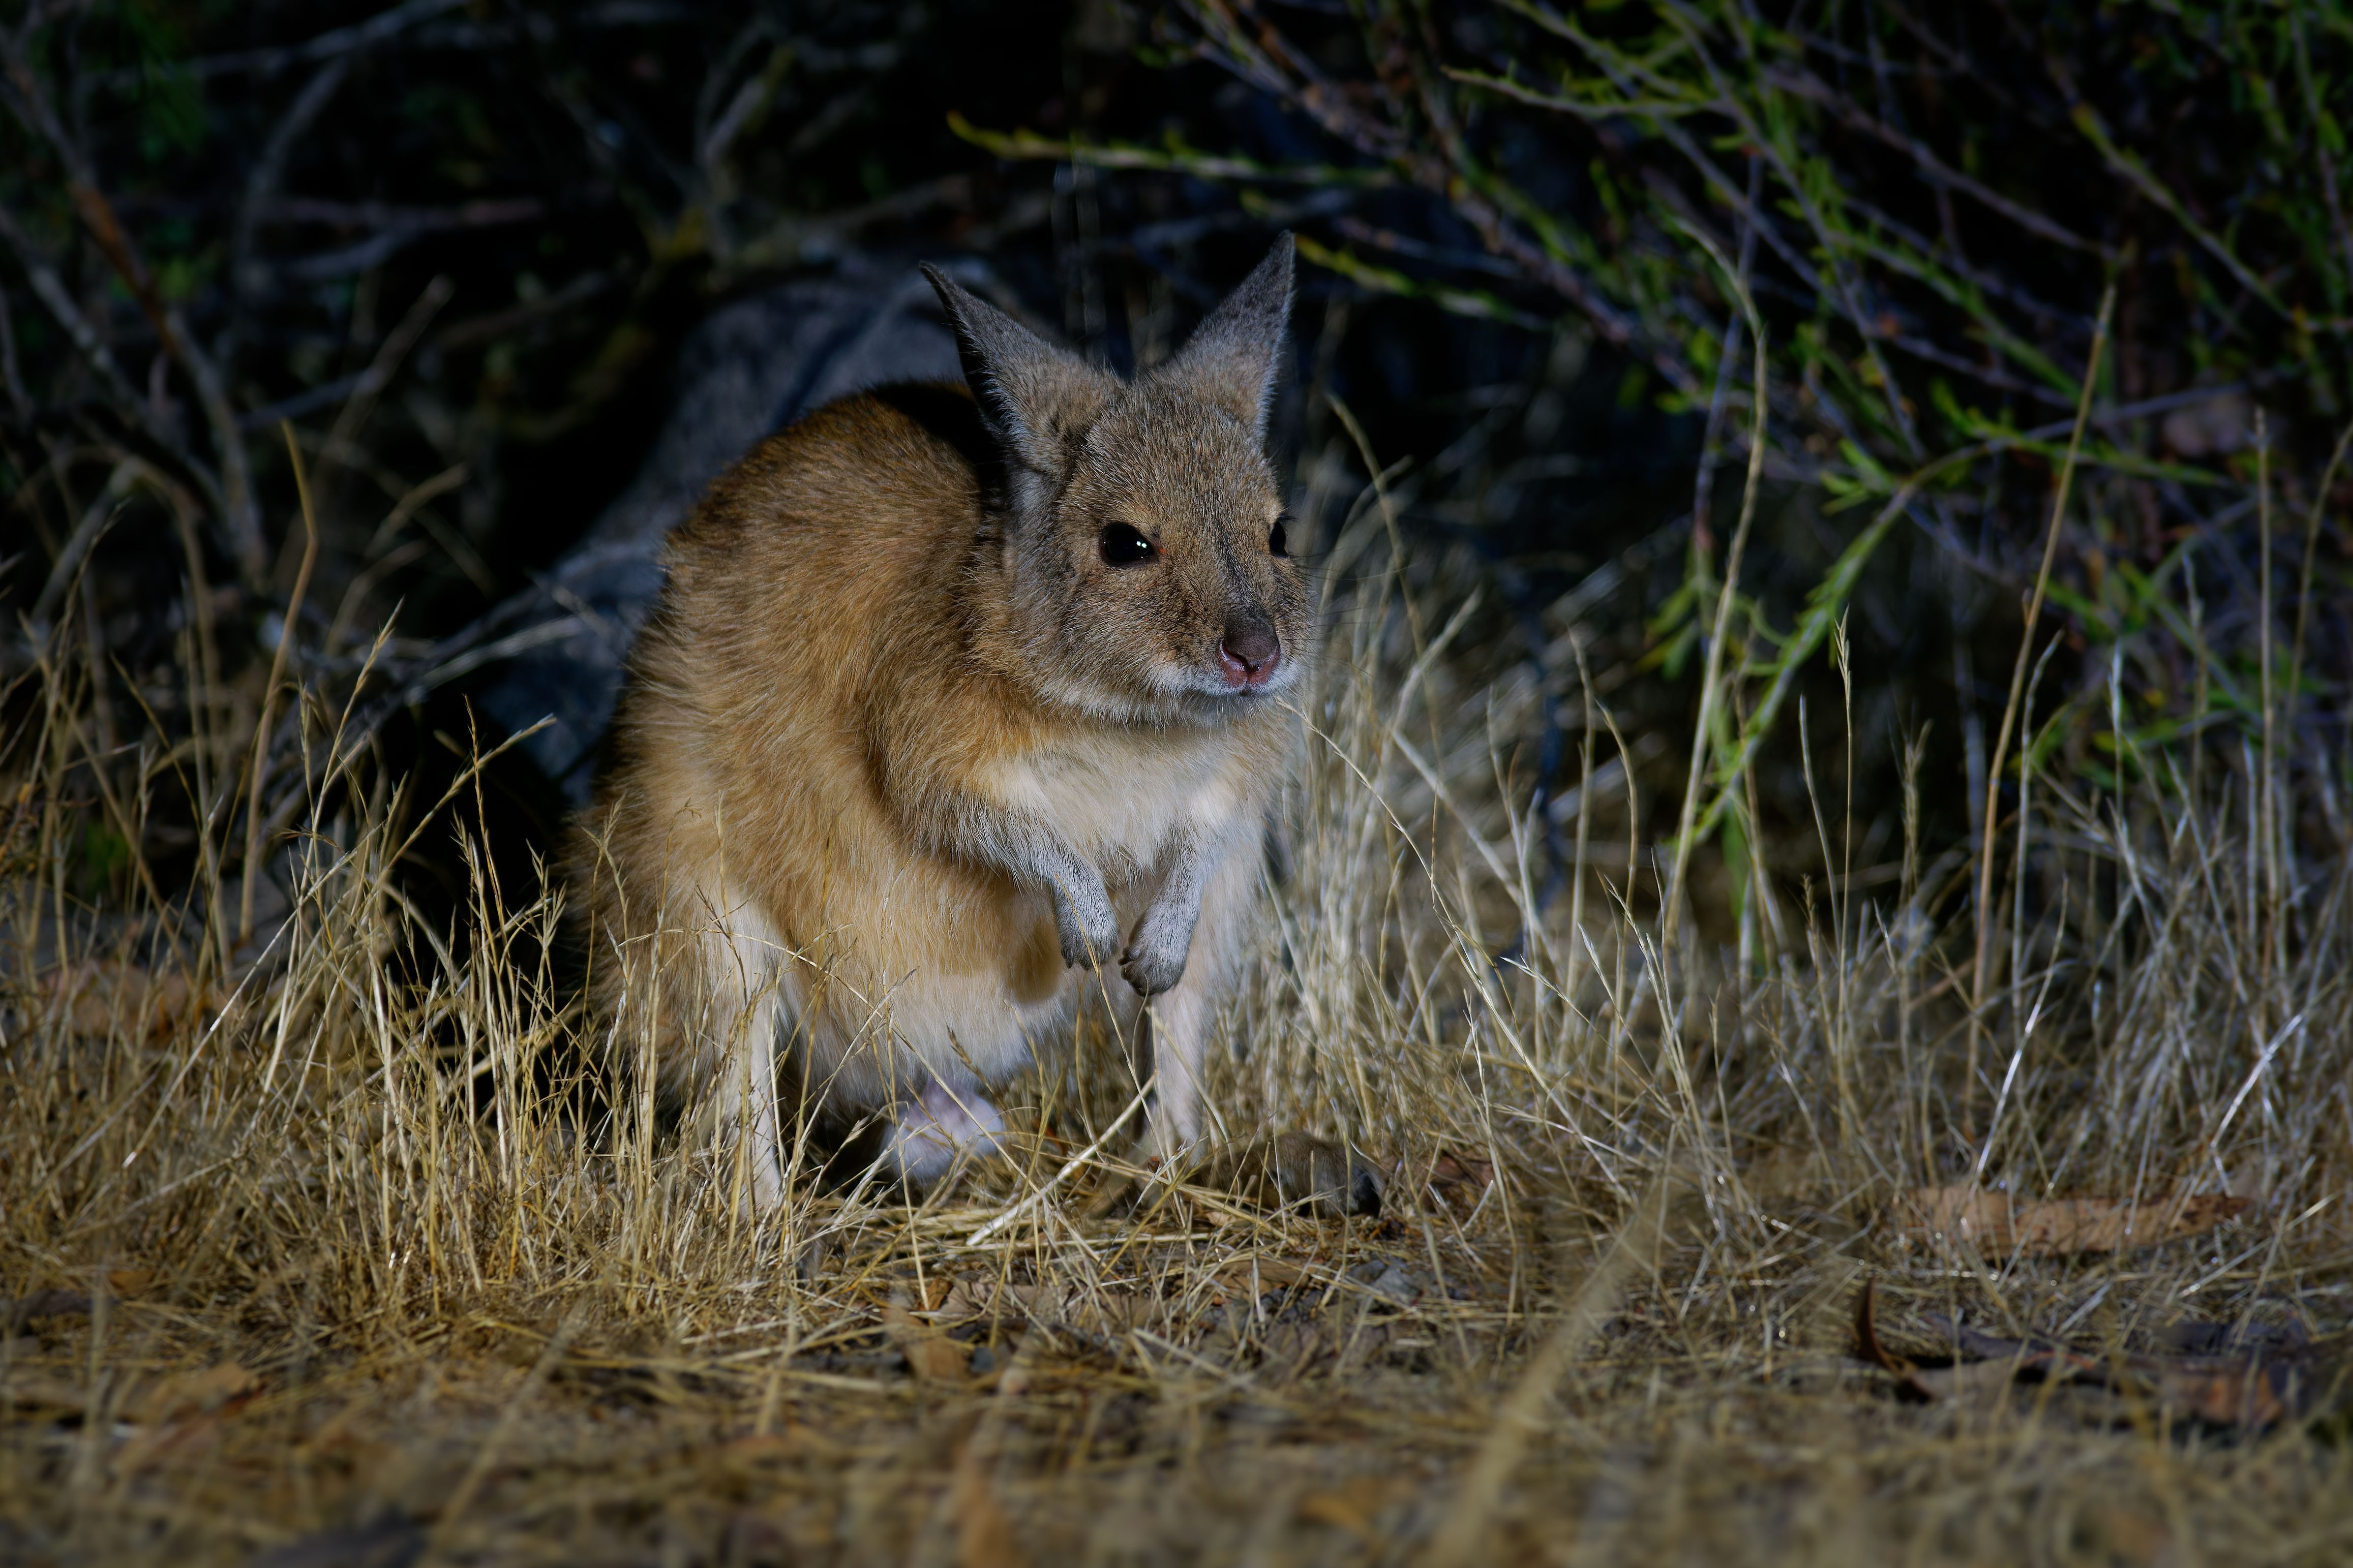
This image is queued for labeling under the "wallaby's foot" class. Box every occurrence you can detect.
[1193,1132,1386,1218]
[880,1081,1010,1185]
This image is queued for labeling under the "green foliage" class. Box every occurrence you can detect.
[1043,0,2353,866]
[117,0,205,158]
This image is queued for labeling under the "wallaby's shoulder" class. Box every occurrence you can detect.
[671,380,994,564]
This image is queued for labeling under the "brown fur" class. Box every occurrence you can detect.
[576,238,1374,1208]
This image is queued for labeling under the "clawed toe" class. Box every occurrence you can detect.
[1119,941,1186,997]
[1060,926,1120,970]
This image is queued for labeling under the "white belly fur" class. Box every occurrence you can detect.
[697,729,1243,1127]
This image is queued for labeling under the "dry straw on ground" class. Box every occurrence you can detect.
[7,428,2353,1566]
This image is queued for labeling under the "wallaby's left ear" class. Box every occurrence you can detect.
[1162,233,1294,439]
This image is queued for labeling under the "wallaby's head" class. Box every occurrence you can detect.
[923,236,1309,722]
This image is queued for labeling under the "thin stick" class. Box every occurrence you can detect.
[1967,283,2114,1130]
[240,422,321,945]
[2255,411,2279,980]
[2287,417,2353,773]
[964,1071,1156,1247]
[1565,637,1598,1004]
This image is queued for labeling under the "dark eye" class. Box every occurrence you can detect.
[1099,522,1157,565]
[1269,515,1289,558]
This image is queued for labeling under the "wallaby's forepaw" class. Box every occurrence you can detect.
[1196,1132,1386,1218]
[1055,887,1121,971]
[1118,929,1190,996]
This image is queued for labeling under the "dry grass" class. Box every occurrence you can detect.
[7,455,2353,1568]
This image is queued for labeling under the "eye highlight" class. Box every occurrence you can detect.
[1269,515,1290,558]
[1098,522,1157,566]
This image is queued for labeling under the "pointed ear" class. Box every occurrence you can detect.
[1159,233,1294,438]
[921,265,1113,479]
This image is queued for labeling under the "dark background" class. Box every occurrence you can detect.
[4,0,2342,954]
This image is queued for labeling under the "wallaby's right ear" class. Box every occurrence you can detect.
[922,266,1113,481]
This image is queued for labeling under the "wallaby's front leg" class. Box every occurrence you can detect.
[899,773,1118,969]
[1121,829,1217,997]
[1030,838,1121,970]
[1136,835,1252,1152]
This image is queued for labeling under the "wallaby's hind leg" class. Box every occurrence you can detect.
[1142,840,1385,1217]
[1138,837,1258,1159]
[880,1079,1011,1185]
[676,887,793,1211]
[583,815,795,1213]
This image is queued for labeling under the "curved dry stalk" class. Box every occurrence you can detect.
[1658,218,1767,978]
[1966,283,2115,1129]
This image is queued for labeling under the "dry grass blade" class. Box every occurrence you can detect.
[236,422,322,947]
[1900,1188,2254,1257]
[1967,283,2116,1117]
[1657,216,1767,972]
[1421,1170,1678,1568]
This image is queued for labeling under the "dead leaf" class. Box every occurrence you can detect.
[132,1362,255,1422]
[1429,1152,1493,1189]
[1899,1187,2251,1256]
[931,1276,1028,1325]
[930,1282,989,1324]
[884,1301,969,1382]
[1856,1284,2336,1433]
[107,1269,156,1297]
[1428,1152,1495,1211]
[1295,1477,1389,1545]
[1214,1256,1314,1296]
[1013,1283,1148,1334]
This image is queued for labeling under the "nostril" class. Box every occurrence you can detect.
[1220,617,1280,676]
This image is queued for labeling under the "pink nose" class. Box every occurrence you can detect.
[1218,618,1280,687]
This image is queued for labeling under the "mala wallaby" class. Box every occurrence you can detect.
[577,235,1380,1214]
